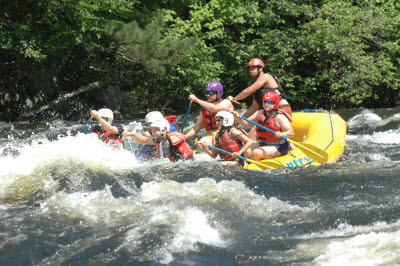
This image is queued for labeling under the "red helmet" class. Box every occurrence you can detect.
[248,58,265,69]
[262,92,280,110]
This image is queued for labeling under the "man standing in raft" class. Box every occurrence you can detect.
[200,111,253,166]
[90,108,124,149]
[124,119,193,162]
[235,92,294,161]
[228,58,292,118]
[185,81,235,152]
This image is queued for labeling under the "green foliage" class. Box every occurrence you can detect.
[1,0,400,121]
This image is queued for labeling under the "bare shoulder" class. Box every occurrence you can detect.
[218,99,234,111]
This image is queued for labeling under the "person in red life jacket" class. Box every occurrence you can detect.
[137,111,180,160]
[90,108,124,149]
[200,111,253,166]
[185,81,235,152]
[235,92,294,161]
[124,119,193,162]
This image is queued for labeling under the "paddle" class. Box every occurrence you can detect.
[238,115,329,165]
[126,137,135,154]
[181,101,193,132]
[83,116,93,134]
[195,139,285,169]
[229,99,242,109]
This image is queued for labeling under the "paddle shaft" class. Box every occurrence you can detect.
[198,141,247,161]
[126,138,135,154]
[239,115,328,164]
[83,116,92,134]
[181,101,193,132]
[196,140,271,168]
[240,116,290,141]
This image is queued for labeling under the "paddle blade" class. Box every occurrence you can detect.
[246,158,286,170]
[230,99,242,109]
[291,141,329,165]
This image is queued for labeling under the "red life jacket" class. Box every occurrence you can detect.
[95,127,123,149]
[215,128,242,160]
[202,99,222,131]
[256,110,292,143]
[156,131,193,162]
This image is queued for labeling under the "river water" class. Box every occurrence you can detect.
[0,108,399,265]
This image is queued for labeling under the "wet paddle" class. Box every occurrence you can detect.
[181,101,192,132]
[83,116,93,134]
[195,139,285,169]
[126,138,135,154]
[238,116,329,165]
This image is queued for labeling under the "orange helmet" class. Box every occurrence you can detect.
[248,58,265,69]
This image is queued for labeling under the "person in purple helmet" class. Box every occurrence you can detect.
[185,81,235,152]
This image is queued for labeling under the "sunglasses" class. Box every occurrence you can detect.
[206,91,216,95]
[264,100,276,105]
[215,119,223,122]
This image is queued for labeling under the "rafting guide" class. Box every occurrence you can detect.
[235,92,294,161]
[199,111,253,166]
[124,119,193,162]
[90,108,124,149]
[184,81,235,153]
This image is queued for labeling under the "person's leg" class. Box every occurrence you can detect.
[251,146,281,161]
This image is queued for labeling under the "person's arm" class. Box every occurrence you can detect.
[230,129,254,158]
[123,131,157,145]
[190,95,233,113]
[241,100,259,118]
[275,114,295,139]
[235,110,260,128]
[233,75,267,101]
[91,110,119,134]
[201,137,218,158]
[185,114,204,140]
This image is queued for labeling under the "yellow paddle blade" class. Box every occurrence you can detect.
[246,158,286,170]
[287,140,329,165]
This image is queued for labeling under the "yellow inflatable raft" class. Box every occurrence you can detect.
[244,110,348,171]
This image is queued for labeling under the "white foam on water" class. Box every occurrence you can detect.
[0,133,137,177]
[347,110,382,129]
[292,220,400,265]
[313,229,400,265]
[0,133,139,203]
[36,178,317,264]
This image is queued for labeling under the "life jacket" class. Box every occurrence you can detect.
[215,127,243,160]
[202,99,222,131]
[256,110,292,144]
[94,123,123,149]
[156,131,193,162]
[164,115,180,132]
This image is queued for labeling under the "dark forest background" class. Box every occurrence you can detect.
[1,0,399,121]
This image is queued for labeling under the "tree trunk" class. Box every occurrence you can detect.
[21,81,102,118]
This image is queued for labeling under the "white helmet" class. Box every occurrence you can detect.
[145,111,164,124]
[98,108,114,123]
[216,111,234,127]
[151,119,170,132]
